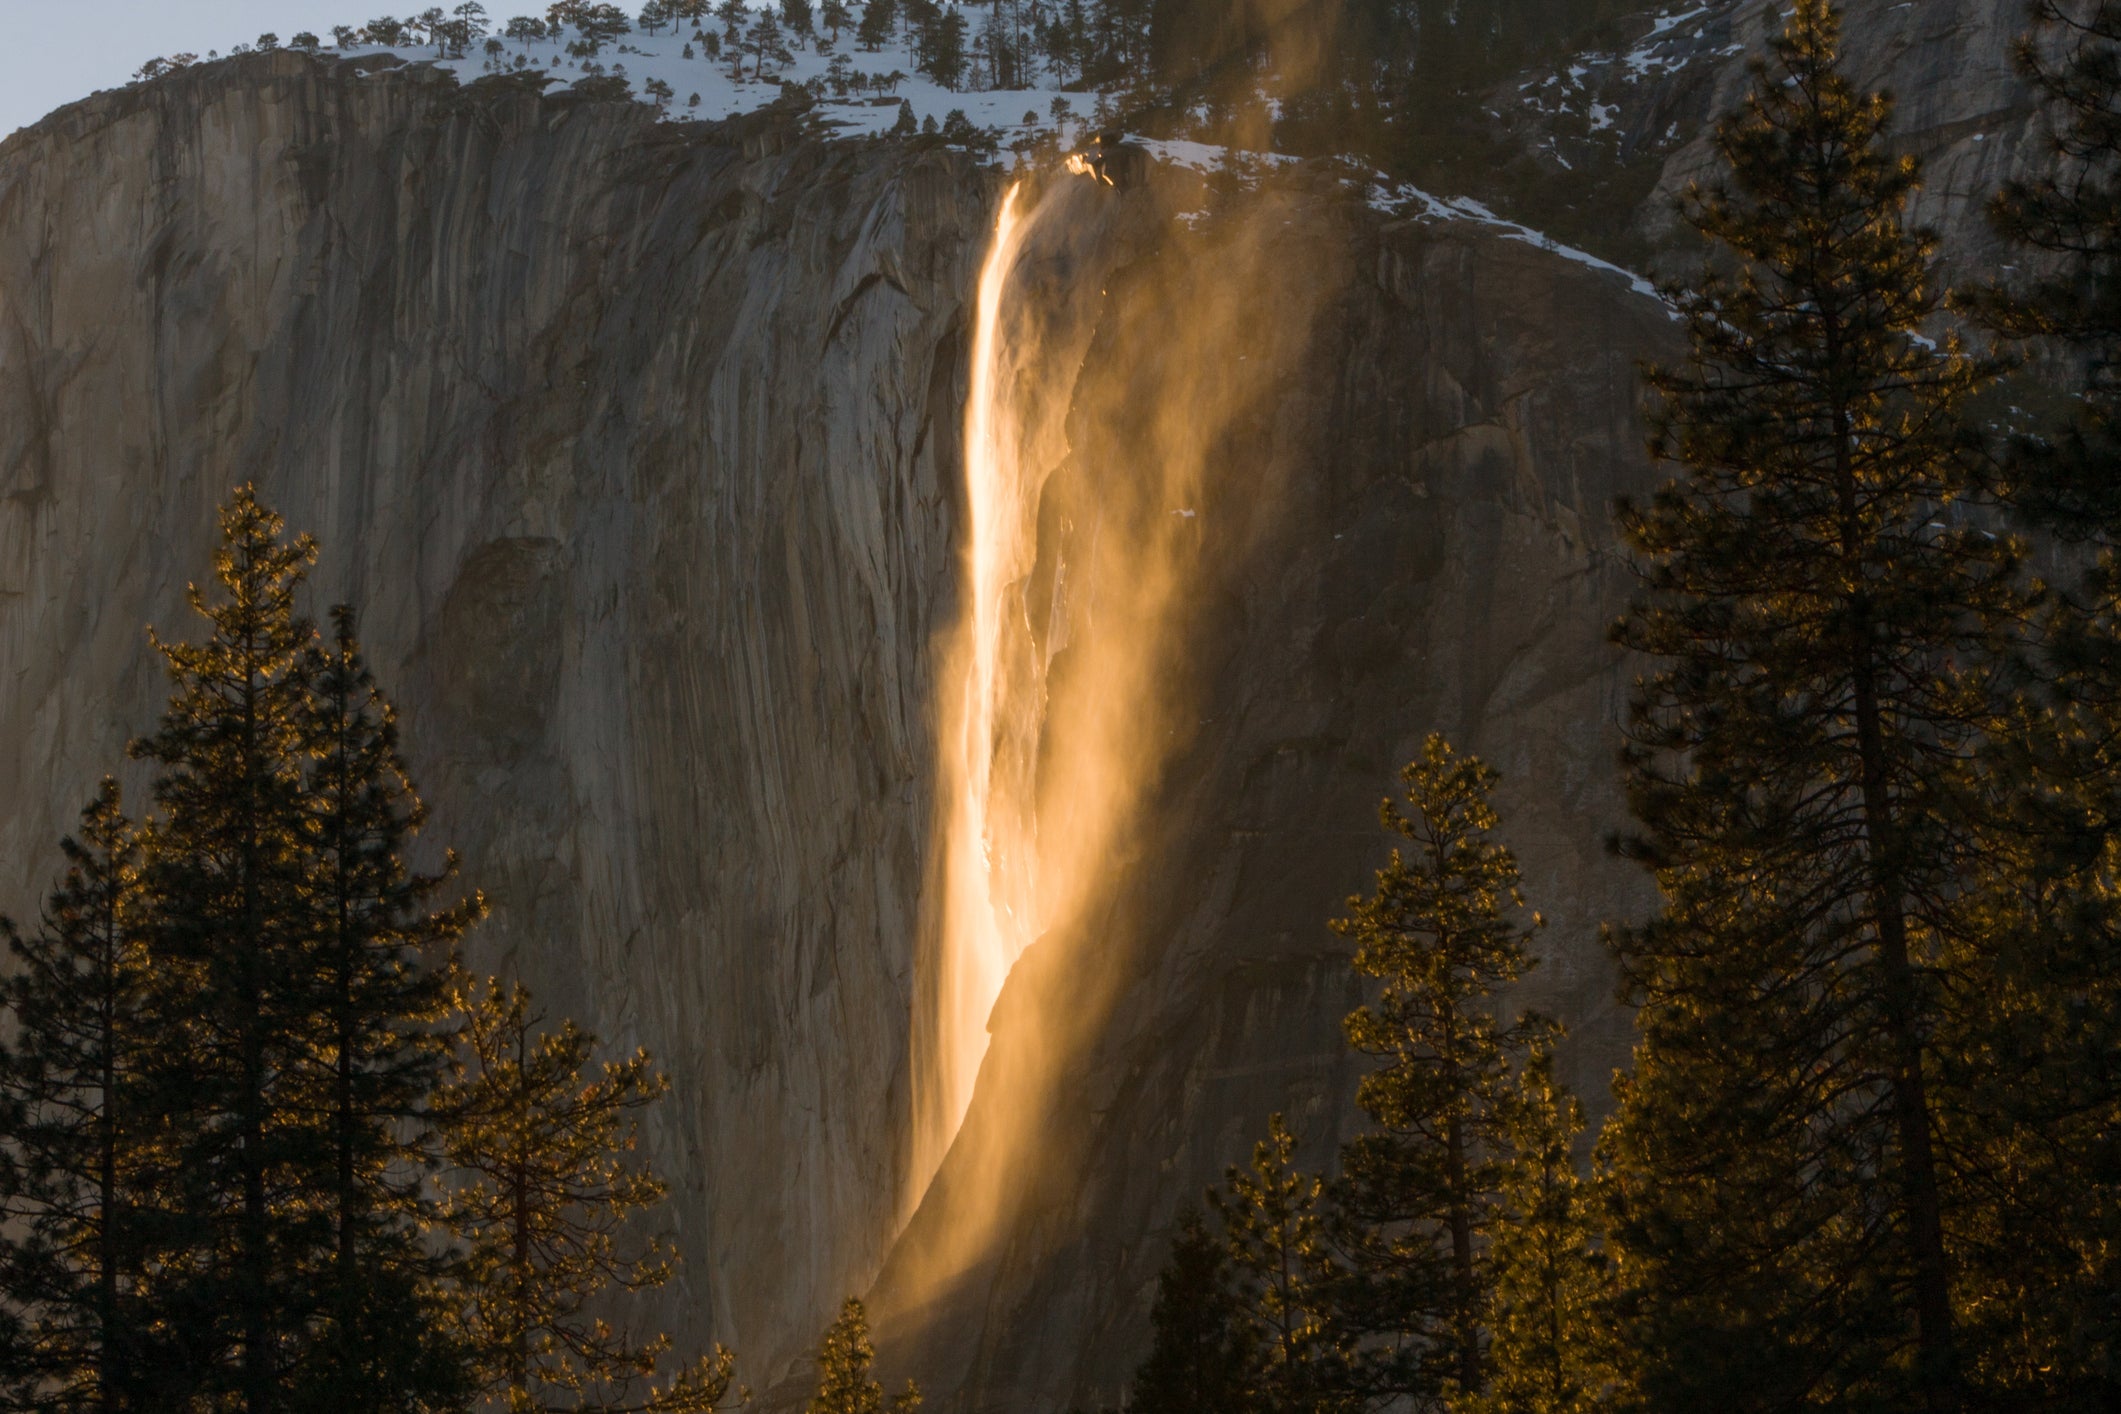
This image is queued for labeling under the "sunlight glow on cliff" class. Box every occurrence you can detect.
[913,180,1040,1201]
[896,172,1261,1303]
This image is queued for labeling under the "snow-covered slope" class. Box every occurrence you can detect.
[161,9,1112,145]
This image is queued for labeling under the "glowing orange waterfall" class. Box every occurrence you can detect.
[896,167,1276,1301]
[911,181,1043,1201]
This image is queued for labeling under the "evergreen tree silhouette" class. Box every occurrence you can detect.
[1330,735,1551,1408]
[1209,1117,1351,1413]
[1601,4,2025,1407]
[1955,4,2121,1400]
[1469,1051,1605,1414]
[129,488,330,1409]
[439,978,737,1412]
[1970,0,2121,531]
[803,1298,918,1414]
[291,607,483,1410]
[0,783,162,1411]
[1129,1207,1253,1414]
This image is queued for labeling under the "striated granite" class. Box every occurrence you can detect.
[1484,0,2051,282]
[1633,0,2045,281]
[0,49,988,1386]
[10,20,2023,1404]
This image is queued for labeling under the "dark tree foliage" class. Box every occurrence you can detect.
[293,608,482,1411]
[0,490,732,1411]
[894,0,966,85]
[1973,1,2121,532]
[1600,3,2039,1409]
[804,1298,918,1414]
[1477,1051,1606,1414]
[440,978,737,1413]
[1129,1208,1253,1414]
[1209,1118,1351,1414]
[1330,735,1551,1408]
[856,0,897,49]
[0,783,160,1413]
[129,491,332,1409]
[1134,740,1598,1414]
[1961,6,2121,1402]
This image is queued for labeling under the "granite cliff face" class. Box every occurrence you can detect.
[0,50,986,1383]
[1488,0,2047,280]
[1634,0,2045,279]
[0,3,2034,1405]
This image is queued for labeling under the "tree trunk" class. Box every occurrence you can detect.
[99,900,121,1414]
[240,623,274,1414]
[1446,1108,1479,1396]
[1834,422,1960,1413]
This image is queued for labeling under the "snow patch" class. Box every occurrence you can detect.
[1646,5,1712,39]
[254,8,1108,143]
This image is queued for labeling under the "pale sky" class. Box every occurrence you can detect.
[0,1,391,137]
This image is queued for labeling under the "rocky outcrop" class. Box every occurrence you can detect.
[1487,0,2048,281]
[1635,0,2043,281]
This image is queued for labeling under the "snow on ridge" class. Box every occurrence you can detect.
[1624,3,1718,79]
[1138,135,1665,307]
[198,8,1110,144]
[1439,195,1664,303]
[1646,5,1713,40]
[1132,138,1298,174]
[1117,129,1663,306]
[1378,185,1667,306]
[135,11,1663,305]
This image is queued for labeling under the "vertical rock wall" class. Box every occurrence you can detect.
[0,51,991,1381]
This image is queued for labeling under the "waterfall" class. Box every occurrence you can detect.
[910,180,1050,1201]
[894,167,1273,1305]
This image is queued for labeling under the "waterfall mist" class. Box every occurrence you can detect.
[889,166,1328,1346]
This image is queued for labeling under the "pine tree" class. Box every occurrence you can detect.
[1970,0,2121,531]
[1130,1207,1255,1414]
[129,488,330,1409]
[855,0,895,49]
[1953,6,2121,1401]
[1600,4,2024,1409]
[1209,1117,1350,1413]
[1471,1052,1604,1414]
[292,607,483,1411]
[714,0,748,70]
[439,978,736,1413]
[744,9,788,78]
[913,3,965,87]
[0,783,161,1411]
[803,1299,919,1414]
[1330,735,1549,1408]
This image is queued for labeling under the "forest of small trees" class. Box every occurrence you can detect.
[1129,4,2121,1412]
[135,1,1671,176]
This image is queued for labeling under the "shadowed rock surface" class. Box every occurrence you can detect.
[1481,0,2045,280]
